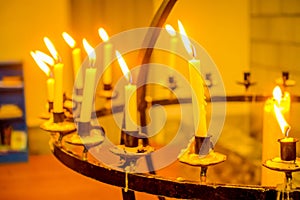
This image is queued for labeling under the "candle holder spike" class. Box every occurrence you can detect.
[236,72,256,91]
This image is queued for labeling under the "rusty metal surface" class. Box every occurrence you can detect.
[52,144,300,199]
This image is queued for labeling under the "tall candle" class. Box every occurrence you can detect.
[125,83,138,131]
[165,24,178,68]
[261,86,290,186]
[53,63,64,113]
[43,37,64,113]
[178,20,207,137]
[116,50,138,131]
[80,68,96,122]
[80,38,97,122]
[62,32,83,89]
[189,59,207,137]
[98,28,113,86]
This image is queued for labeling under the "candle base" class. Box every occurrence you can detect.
[168,75,177,90]
[77,121,105,137]
[53,112,65,123]
[121,129,139,148]
[194,135,212,156]
[278,137,298,161]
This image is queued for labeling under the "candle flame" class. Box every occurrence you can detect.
[115,50,131,83]
[273,86,282,105]
[82,38,96,66]
[62,32,76,48]
[30,51,50,76]
[165,24,176,37]
[178,20,195,57]
[98,28,109,42]
[274,104,291,136]
[35,50,54,66]
[43,37,59,61]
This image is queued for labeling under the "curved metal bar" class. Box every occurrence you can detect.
[52,144,300,200]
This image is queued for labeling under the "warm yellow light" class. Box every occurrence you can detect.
[62,32,76,48]
[115,50,131,82]
[35,50,54,66]
[43,37,58,61]
[165,24,176,37]
[178,20,194,57]
[273,86,282,105]
[274,104,291,136]
[30,51,50,76]
[98,28,109,42]
[82,38,96,65]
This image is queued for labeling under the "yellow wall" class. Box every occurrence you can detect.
[0,0,249,126]
[0,0,72,126]
[164,0,250,94]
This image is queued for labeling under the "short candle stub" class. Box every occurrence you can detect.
[194,135,212,156]
[48,101,53,113]
[53,112,65,123]
[103,84,112,91]
[282,71,289,81]
[278,137,298,161]
[121,129,139,148]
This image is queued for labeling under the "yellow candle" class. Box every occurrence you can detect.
[98,28,112,86]
[80,68,96,122]
[47,78,54,102]
[116,50,138,131]
[189,59,207,137]
[103,42,113,86]
[53,63,64,113]
[72,48,83,89]
[165,24,177,68]
[178,20,207,137]
[125,83,138,131]
[62,32,83,89]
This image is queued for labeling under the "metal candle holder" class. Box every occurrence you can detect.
[98,83,118,99]
[179,135,226,183]
[278,137,298,161]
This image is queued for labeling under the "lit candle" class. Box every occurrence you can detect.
[62,32,83,89]
[262,86,290,186]
[98,28,113,88]
[30,51,55,103]
[116,51,138,131]
[178,20,207,137]
[80,38,97,122]
[165,24,177,68]
[44,37,64,113]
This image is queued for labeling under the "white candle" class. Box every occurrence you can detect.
[116,50,138,131]
[80,38,97,122]
[125,83,138,131]
[98,28,113,86]
[80,68,96,122]
[53,63,64,113]
[47,77,55,102]
[189,59,207,137]
[72,48,83,89]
